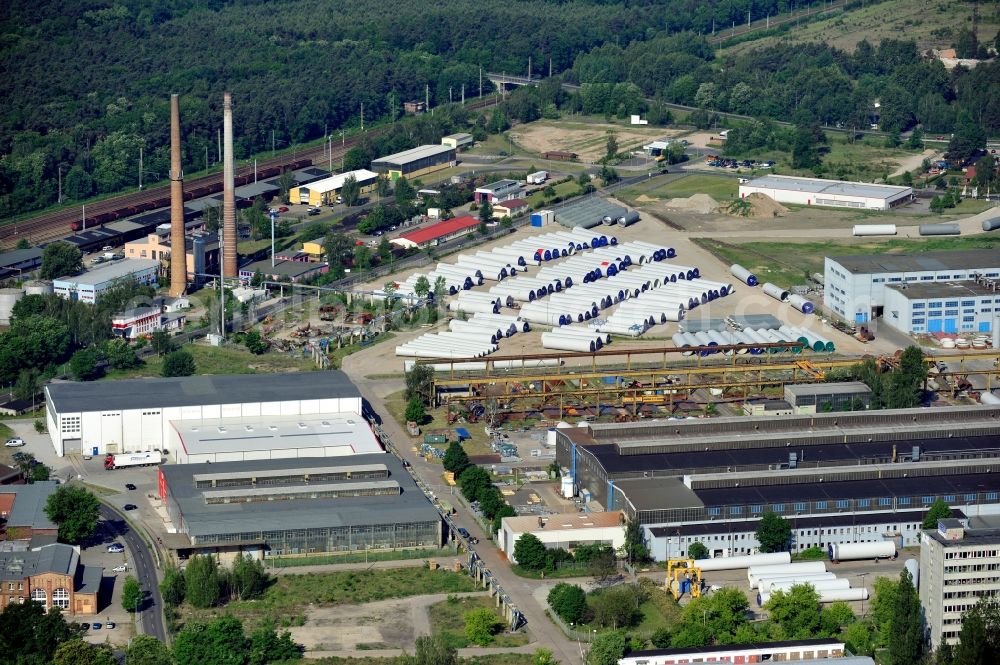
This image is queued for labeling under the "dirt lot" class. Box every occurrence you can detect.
[288,591,489,652]
[514,120,681,163]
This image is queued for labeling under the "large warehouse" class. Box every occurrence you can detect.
[53,259,160,304]
[44,372,365,458]
[371,145,456,180]
[158,455,442,559]
[882,281,999,334]
[290,169,379,206]
[739,175,912,210]
[555,406,1000,561]
[824,249,1000,325]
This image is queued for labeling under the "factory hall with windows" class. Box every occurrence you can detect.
[555,406,1000,561]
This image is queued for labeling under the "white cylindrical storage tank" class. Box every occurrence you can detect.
[755,572,837,592]
[982,217,1000,232]
[23,280,53,296]
[540,333,596,352]
[448,300,499,315]
[852,224,897,236]
[788,294,815,315]
[0,288,24,326]
[905,559,919,589]
[829,541,896,561]
[767,578,851,594]
[759,587,869,606]
[762,282,789,302]
[696,552,790,572]
[561,475,575,498]
[673,332,694,356]
[919,223,961,236]
[730,264,758,287]
[748,561,827,583]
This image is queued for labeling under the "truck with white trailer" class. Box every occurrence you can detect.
[527,171,549,185]
[104,452,161,470]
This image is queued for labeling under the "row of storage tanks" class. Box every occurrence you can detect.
[672,324,835,356]
[395,312,529,358]
[853,218,1000,237]
[729,264,815,314]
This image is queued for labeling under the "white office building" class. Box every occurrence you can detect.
[53,259,160,304]
[499,512,625,564]
[44,372,365,458]
[883,281,999,335]
[823,250,1000,325]
[739,174,912,210]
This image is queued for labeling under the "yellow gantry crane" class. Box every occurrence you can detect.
[665,559,703,600]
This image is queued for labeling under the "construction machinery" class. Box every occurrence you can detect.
[666,559,703,600]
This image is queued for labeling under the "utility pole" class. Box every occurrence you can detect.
[479,67,483,98]
[57,165,62,204]
[82,204,86,231]
[425,84,429,114]
[205,146,209,171]
[341,130,345,171]
[549,57,552,78]
[461,84,465,105]
[139,147,143,190]
[328,135,333,173]
[271,129,275,156]
[449,86,453,104]
[528,56,532,80]
[748,8,751,28]
[217,128,221,164]
[270,211,277,268]
[361,102,364,131]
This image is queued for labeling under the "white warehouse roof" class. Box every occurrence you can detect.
[745,175,910,200]
[174,414,382,457]
[299,169,378,194]
[56,258,159,284]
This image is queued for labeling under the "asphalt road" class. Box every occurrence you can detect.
[100,504,167,643]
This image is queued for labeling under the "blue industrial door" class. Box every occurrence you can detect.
[928,319,943,333]
[855,312,869,324]
[944,319,958,333]
[979,321,991,332]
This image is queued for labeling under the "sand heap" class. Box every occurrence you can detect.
[743,192,788,218]
[664,193,720,214]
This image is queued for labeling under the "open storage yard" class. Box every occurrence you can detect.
[514,119,682,163]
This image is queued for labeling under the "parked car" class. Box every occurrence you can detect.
[5,437,24,447]
[79,623,89,631]
[308,207,320,216]
[123,504,138,511]
[107,543,125,553]
[105,622,116,630]
[278,206,289,213]
[92,623,102,630]
[125,483,136,491]
[112,564,128,573]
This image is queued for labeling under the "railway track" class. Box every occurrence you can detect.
[2,97,496,249]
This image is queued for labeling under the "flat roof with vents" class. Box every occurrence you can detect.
[502,511,623,533]
[192,463,388,485]
[173,414,382,457]
[203,480,401,502]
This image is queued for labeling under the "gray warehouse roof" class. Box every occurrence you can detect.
[0,247,43,267]
[160,455,440,537]
[175,414,381,456]
[55,259,160,284]
[747,174,910,199]
[785,381,871,397]
[3,482,59,530]
[830,250,1000,275]
[0,543,78,581]
[372,144,454,167]
[885,280,1000,300]
[47,371,360,414]
[554,198,627,229]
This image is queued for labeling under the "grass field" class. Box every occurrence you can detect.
[576,581,682,638]
[103,342,319,380]
[695,235,1000,290]
[306,655,535,665]
[181,567,478,630]
[385,389,496,458]
[621,174,738,202]
[526,180,582,208]
[428,595,531,649]
[269,547,456,568]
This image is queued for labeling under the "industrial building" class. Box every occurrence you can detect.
[553,198,627,229]
[371,145,456,181]
[882,281,999,334]
[53,259,160,304]
[823,250,1000,325]
[499,512,624,564]
[920,517,1000,648]
[0,482,60,546]
[493,198,528,219]
[168,414,383,464]
[783,382,872,414]
[618,640,855,665]
[555,407,1000,561]
[158,455,441,559]
[0,543,102,615]
[391,215,479,250]
[124,231,220,284]
[289,169,379,207]
[441,133,473,150]
[111,306,185,339]
[739,175,912,210]
[474,179,523,204]
[44,371,364,457]
[238,258,329,283]
[0,246,43,279]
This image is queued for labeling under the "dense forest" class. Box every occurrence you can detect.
[0,0,836,217]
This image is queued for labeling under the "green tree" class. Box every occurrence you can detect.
[491,504,516,535]
[173,616,248,665]
[248,624,302,665]
[547,583,587,624]
[621,517,650,564]
[479,200,493,224]
[886,570,923,665]
[907,127,924,149]
[13,368,40,401]
[935,641,955,665]
[394,176,416,207]
[820,601,856,637]
[162,350,196,377]
[230,554,269,601]
[70,347,103,381]
[952,599,999,665]
[151,330,175,356]
[458,465,491,503]
[791,126,820,169]
[591,585,640,629]
[405,364,435,405]
[339,174,361,206]
[184,555,222,609]
[586,630,627,665]
[125,634,175,665]
[688,542,709,560]
[40,242,83,280]
[378,237,392,261]
[53,640,115,665]
[404,396,426,424]
[923,498,953,529]
[755,511,791,553]
[242,330,268,355]
[102,338,140,370]
[409,634,458,665]
[0,602,76,664]
[843,619,876,656]
[121,575,143,612]
[464,607,503,646]
[354,245,372,270]
[598,164,619,184]
[765,584,821,639]
[532,647,558,665]
[605,133,618,161]
[16,238,31,250]
[376,174,392,199]
[949,110,987,164]
[870,576,899,648]
[513,533,547,570]
[413,275,431,299]
[159,565,186,606]
[442,441,470,475]
[44,485,100,544]
[276,169,295,204]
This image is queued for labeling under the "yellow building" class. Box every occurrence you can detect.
[290,169,379,207]
[302,242,324,260]
[124,232,219,281]
[372,145,456,181]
